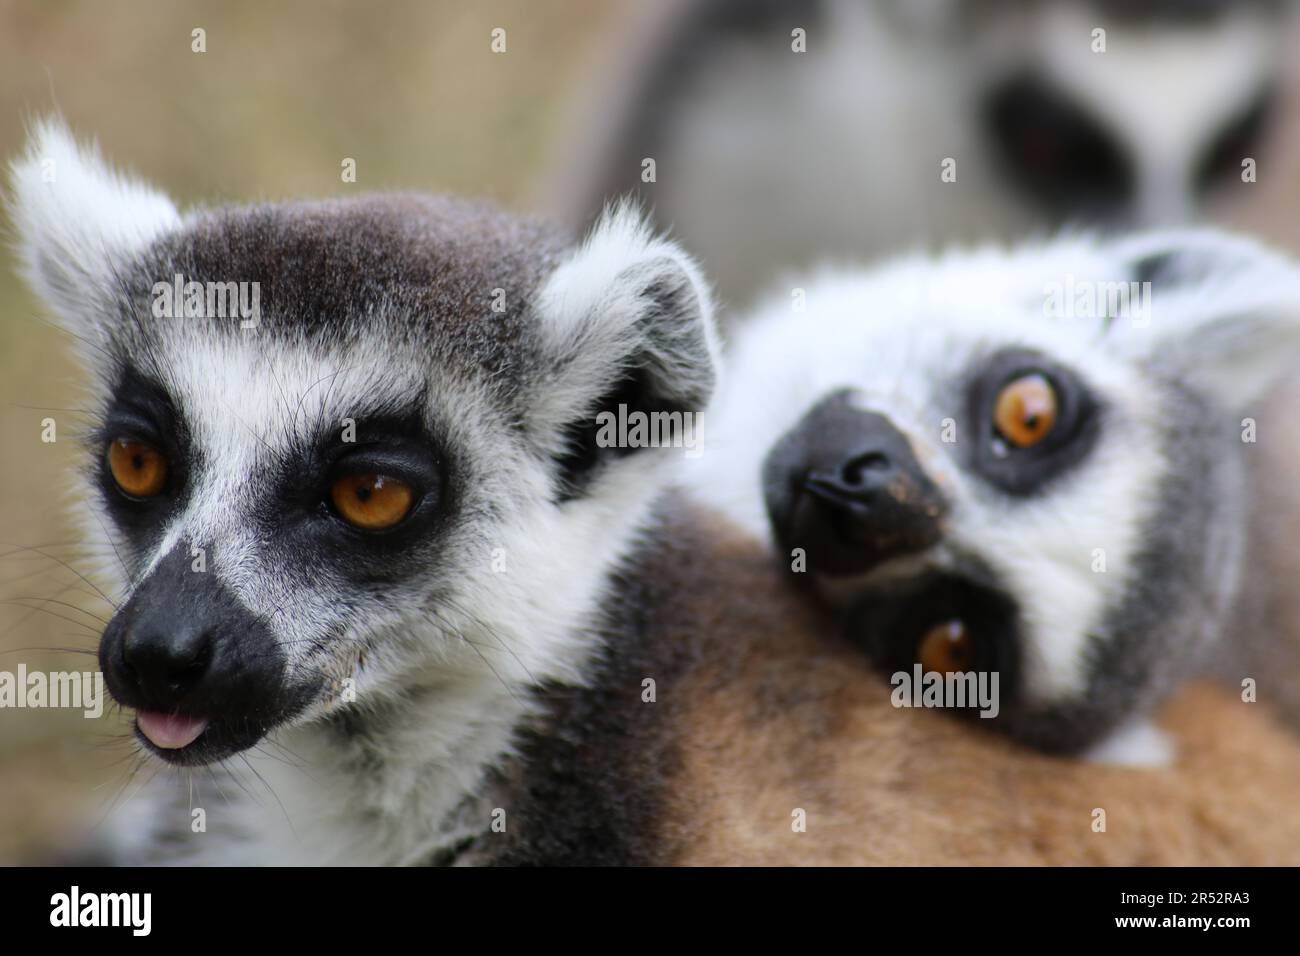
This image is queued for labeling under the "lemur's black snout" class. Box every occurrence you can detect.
[99,545,291,763]
[762,390,948,577]
[121,615,215,700]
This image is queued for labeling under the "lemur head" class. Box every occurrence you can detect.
[8,120,718,767]
[969,0,1288,225]
[690,230,1300,752]
[560,0,1292,309]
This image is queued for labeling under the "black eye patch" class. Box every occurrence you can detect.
[981,72,1134,221]
[260,412,458,587]
[1194,85,1277,197]
[965,349,1101,496]
[95,369,186,452]
[278,411,447,509]
[277,410,437,501]
[92,370,192,559]
[842,572,1022,718]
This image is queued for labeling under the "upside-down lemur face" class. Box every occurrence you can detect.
[8,120,718,768]
[689,230,1300,752]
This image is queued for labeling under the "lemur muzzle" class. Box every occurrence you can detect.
[762,390,948,577]
[98,544,290,762]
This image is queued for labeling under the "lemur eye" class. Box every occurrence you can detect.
[106,438,168,499]
[917,620,975,675]
[330,473,414,531]
[992,373,1057,449]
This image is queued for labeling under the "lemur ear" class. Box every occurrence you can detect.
[1109,229,1300,409]
[529,202,720,487]
[7,116,180,330]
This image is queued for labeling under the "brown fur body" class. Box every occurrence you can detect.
[499,497,1300,865]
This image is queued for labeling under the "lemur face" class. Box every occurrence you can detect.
[690,230,1300,752]
[9,121,717,768]
[562,0,1295,311]
[974,0,1284,224]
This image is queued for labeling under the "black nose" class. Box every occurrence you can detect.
[99,544,285,717]
[121,621,215,701]
[762,390,948,577]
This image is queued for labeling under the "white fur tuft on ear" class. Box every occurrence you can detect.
[1108,229,1300,410]
[529,199,721,441]
[7,116,180,326]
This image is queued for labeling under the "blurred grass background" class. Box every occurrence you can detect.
[3,1,1300,865]
[0,0,624,863]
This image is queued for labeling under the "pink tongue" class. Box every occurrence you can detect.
[137,711,209,749]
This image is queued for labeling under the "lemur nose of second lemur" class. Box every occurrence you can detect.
[762,390,948,577]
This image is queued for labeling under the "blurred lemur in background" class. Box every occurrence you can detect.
[687,229,1300,758]
[9,121,723,864]
[553,0,1293,308]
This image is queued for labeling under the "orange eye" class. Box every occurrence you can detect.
[106,438,168,498]
[993,373,1058,449]
[330,473,414,531]
[917,620,976,675]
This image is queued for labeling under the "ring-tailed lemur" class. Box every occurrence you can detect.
[553,0,1293,306]
[686,229,1300,756]
[8,119,721,865]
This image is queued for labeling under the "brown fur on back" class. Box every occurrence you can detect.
[641,504,1300,865]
